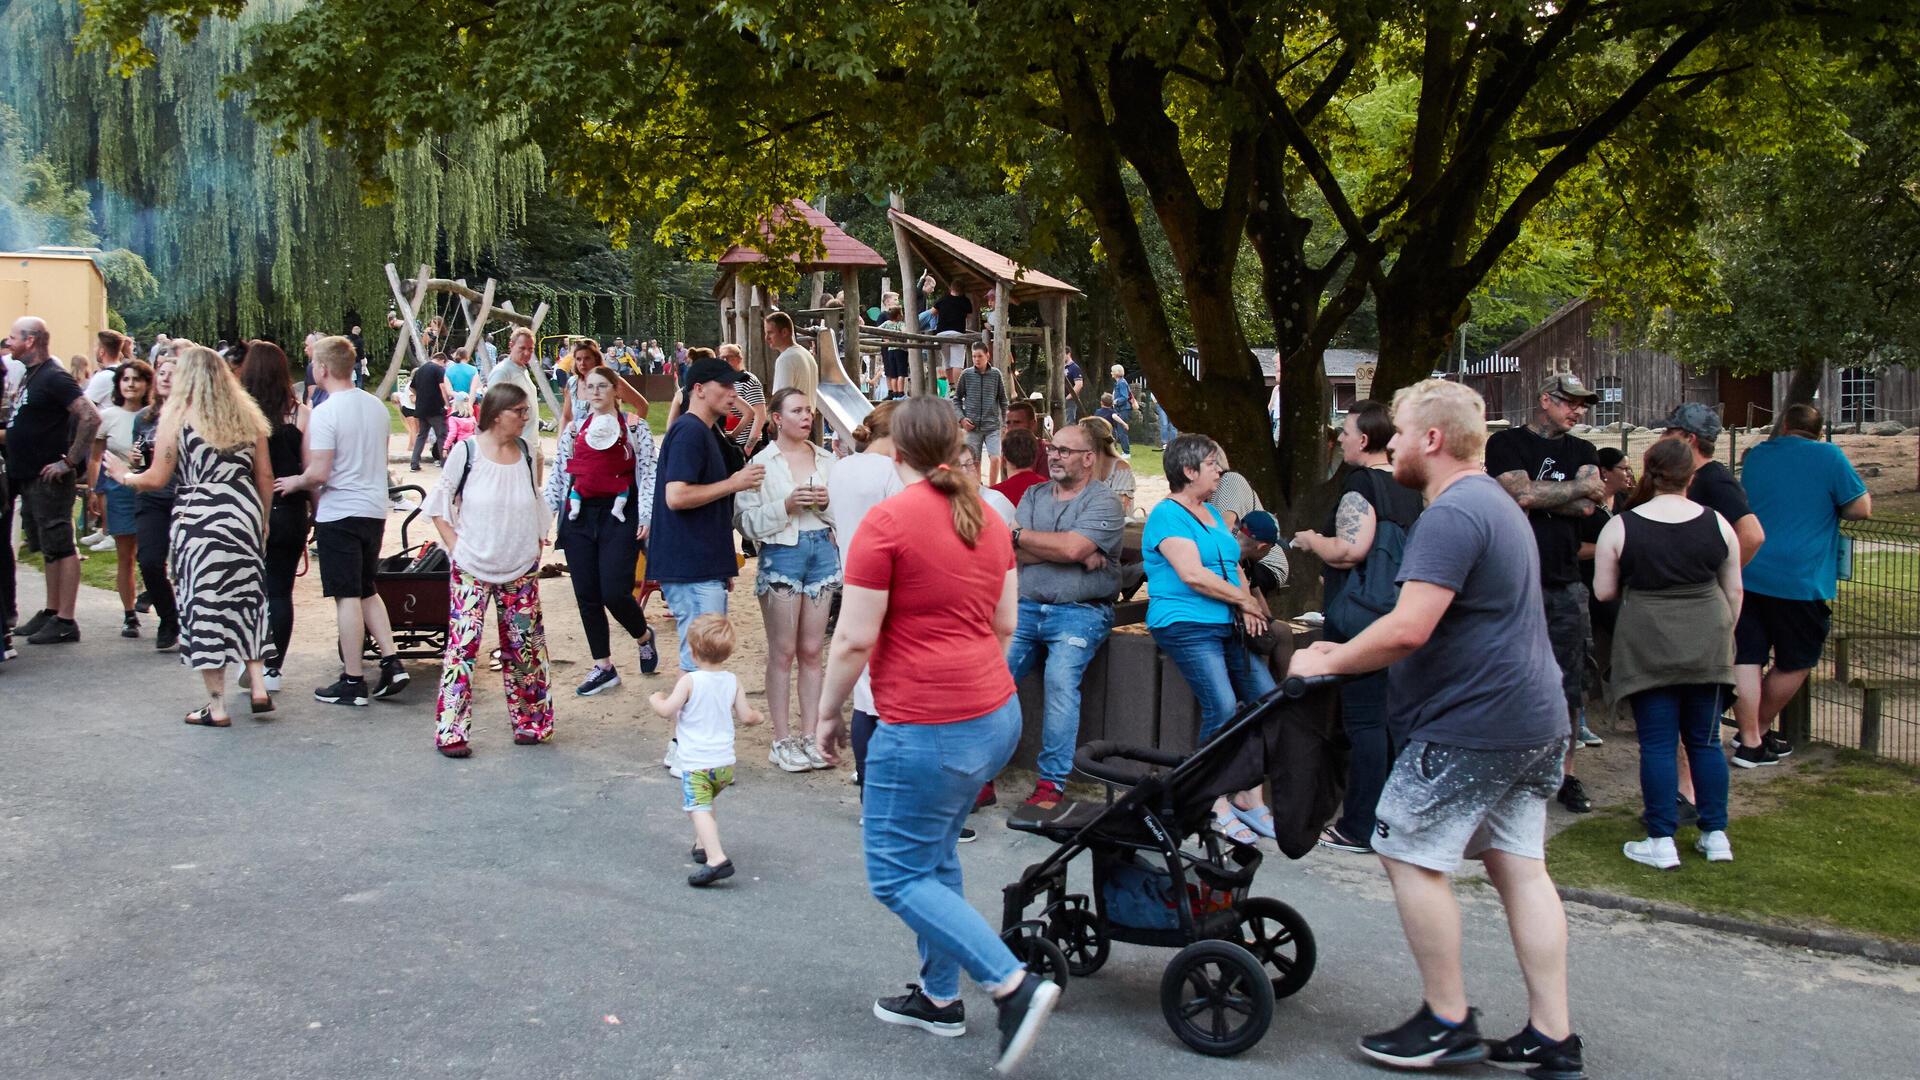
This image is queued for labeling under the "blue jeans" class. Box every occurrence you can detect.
[863,697,1024,1000]
[1005,599,1112,785]
[1156,403,1176,447]
[1631,683,1731,838]
[659,580,729,672]
[1151,620,1276,743]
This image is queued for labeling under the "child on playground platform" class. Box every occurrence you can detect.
[648,613,762,887]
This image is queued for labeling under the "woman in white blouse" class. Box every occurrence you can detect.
[735,387,839,773]
[423,383,554,758]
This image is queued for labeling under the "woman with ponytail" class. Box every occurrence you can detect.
[816,397,1059,1071]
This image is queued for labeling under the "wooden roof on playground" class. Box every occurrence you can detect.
[888,209,1082,303]
[714,200,889,281]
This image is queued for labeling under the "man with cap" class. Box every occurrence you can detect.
[1661,402,1765,566]
[1487,372,1606,812]
[1000,419,1125,811]
[650,356,766,673]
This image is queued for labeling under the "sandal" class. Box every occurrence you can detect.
[488,647,503,672]
[1211,808,1258,846]
[185,705,232,728]
[250,694,275,716]
[1229,803,1277,839]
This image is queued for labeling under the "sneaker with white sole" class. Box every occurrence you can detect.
[1694,830,1733,863]
[663,739,684,779]
[80,529,109,547]
[1577,723,1604,747]
[575,664,621,696]
[1623,835,1681,870]
[802,735,831,769]
[771,738,812,773]
[873,984,966,1037]
[261,668,282,693]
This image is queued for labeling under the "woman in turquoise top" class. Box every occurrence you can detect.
[1144,433,1278,845]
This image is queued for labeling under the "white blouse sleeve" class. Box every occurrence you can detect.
[422,439,470,525]
[628,417,657,528]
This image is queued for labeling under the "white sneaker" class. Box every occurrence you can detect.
[1694,830,1733,863]
[262,668,282,693]
[80,529,108,546]
[88,535,117,551]
[802,735,831,770]
[663,739,683,779]
[772,738,811,773]
[1623,836,1681,870]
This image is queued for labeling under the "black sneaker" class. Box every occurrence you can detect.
[1359,1004,1489,1069]
[873,984,966,1037]
[121,613,140,639]
[958,827,978,844]
[1762,730,1794,759]
[314,675,370,707]
[1732,740,1779,769]
[15,609,54,638]
[373,658,410,699]
[1487,1026,1587,1079]
[688,859,735,887]
[637,629,659,675]
[993,972,1061,1074]
[27,617,80,645]
[576,664,621,697]
[155,621,179,652]
[135,591,152,614]
[1556,775,1592,814]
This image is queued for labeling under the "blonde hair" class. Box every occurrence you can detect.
[68,353,95,382]
[1390,379,1487,462]
[312,335,356,380]
[686,613,735,665]
[161,345,271,453]
[1079,416,1122,461]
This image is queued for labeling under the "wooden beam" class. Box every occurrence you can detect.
[887,196,928,395]
[842,268,864,396]
[990,279,1012,399]
[375,263,431,400]
[460,278,496,362]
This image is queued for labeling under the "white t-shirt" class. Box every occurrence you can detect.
[826,451,905,718]
[2,356,24,408]
[772,344,818,407]
[308,387,393,522]
[982,487,1017,525]
[85,368,118,407]
[97,404,140,457]
[490,360,538,405]
[675,669,739,771]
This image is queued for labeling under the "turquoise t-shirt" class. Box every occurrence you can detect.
[1740,435,1867,601]
[444,361,478,395]
[1144,499,1243,628]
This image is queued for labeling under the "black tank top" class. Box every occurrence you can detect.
[1618,509,1726,590]
[267,416,309,504]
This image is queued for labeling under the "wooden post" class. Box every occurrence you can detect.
[887,197,927,396]
[1834,634,1851,683]
[990,279,1011,401]
[1859,687,1883,754]
[375,263,432,400]
[842,268,864,392]
[460,278,496,361]
[1039,295,1068,431]
[1780,679,1813,747]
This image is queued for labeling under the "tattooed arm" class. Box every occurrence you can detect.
[1291,491,1377,569]
[1494,464,1604,517]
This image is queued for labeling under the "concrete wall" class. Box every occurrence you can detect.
[1,253,108,359]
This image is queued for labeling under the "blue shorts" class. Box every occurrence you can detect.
[755,528,841,598]
[98,471,138,536]
[681,766,735,812]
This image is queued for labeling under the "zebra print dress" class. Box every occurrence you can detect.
[170,425,267,670]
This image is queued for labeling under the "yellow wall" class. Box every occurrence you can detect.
[0,254,109,358]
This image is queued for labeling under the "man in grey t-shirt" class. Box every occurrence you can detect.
[1001,422,1124,811]
[1291,380,1582,1077]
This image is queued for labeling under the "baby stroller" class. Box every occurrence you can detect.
[363,484,451,661]
[999,675,1342,1057]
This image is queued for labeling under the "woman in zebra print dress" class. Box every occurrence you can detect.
[107,345,275,727]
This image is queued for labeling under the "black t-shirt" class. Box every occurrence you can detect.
[647,414,738,583]
[1577,505,1610,590]
[1320,465,1424,597]
[1687,460,1751,524]
[411,362,449,417]
[933,294,973,333]
[5,359,83,481]
[1484,426,1599,587]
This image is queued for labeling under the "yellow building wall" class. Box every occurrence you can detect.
[0,254,109,358]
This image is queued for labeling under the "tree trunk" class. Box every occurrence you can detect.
[1372,272,1469,405]
[1782,354,1822,417]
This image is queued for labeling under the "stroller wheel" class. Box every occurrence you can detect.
[1046,908,1110,978]
[1233,897,1317,999]
[1005,930,1072,995]
[1159,940,1274,1057]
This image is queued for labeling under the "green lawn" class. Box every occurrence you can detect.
[17,541,127,594]
[1546,750,1920,942]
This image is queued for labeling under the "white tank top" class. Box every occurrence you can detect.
[675,670,738,771]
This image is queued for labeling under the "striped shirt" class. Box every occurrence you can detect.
[957,366,1007,430]
[729,370,765,447]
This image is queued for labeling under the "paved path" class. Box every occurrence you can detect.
[3,570,1916,1079]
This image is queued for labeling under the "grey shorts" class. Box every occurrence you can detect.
[1373,738,1568,873]
[965,425,1002,458]
[1543,582,1589,722]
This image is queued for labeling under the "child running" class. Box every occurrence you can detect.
[648,614,762,887]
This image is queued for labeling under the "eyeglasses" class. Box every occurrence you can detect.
[507,405,532,417]
[1047,445,1092,456]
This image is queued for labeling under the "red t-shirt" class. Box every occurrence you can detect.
[993,468,1047,510]
[844,479,1016,724]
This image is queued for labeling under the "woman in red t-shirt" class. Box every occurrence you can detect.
[816,398,1059,1072]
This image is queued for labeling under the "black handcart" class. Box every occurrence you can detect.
[998,675,1343,1057]
[362,484,451,661]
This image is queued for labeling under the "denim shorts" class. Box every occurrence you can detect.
[1373,738,1567,872]
[98,472,138,536]
[755,528,840,598]
[681,766,734,812]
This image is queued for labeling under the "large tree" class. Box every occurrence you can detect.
[79,0,1918,513]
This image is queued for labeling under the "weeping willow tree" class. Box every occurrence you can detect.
[0,0,544,343]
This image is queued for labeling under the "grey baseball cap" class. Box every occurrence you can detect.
[1661,402,1723,443]
[1540,372,1600,403]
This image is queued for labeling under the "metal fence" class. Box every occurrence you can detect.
[1793,518,1920,763]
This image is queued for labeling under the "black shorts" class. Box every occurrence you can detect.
[315,517,386,599]
[17,476,78,561]
[883,349,910,379]
[1734,593,1830,672]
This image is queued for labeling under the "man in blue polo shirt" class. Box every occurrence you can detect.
[1733,403,1871,767]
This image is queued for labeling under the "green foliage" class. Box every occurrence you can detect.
[0,102,156,310]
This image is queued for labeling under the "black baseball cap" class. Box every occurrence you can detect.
[684,357,743,388]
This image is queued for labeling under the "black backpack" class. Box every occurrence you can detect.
[1325,470,1414,642]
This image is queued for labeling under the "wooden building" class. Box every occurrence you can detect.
[1467,298,1771,428]
[1771,365,1920,429]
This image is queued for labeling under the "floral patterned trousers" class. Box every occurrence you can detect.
[435,564,554,748]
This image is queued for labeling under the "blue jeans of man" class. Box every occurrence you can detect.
[1156,403,1177,447]
[1005,599,1113,786]
[863,696,1025,1000]
[1151,620,1276,743]
[659,580,729,672]
[1631,683,1730,838]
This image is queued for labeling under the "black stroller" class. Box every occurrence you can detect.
[998,675,1343,1057]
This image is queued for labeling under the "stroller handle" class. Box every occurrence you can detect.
[389,484,428,552]
[1279,673,1348,699]
[1073,741,1186,787]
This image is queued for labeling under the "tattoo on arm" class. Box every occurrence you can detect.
[67,400,101,464]
[1335,492,1369,544]
[1496,466,1603,511]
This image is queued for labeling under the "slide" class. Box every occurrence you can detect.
[809,326,873,440]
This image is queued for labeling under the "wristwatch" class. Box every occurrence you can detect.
[1011,527,1022,549]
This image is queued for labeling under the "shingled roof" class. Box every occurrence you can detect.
[716,200,889,271]
[887,209,1081,304]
